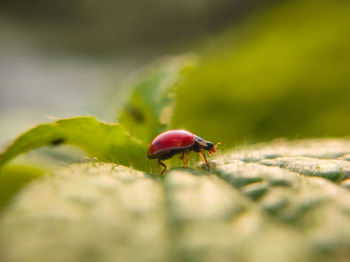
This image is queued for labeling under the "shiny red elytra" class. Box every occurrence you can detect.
[148,129,220,174]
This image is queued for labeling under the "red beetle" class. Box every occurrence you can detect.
[148,129,220,174]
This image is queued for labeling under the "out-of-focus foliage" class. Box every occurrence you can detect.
[0,117,148,172]
[0,165,44,210]
[172,0,350,146]
[2,140,350,262]
[0,56,196,177]
[119,55,195,143]
[1,0,350,218]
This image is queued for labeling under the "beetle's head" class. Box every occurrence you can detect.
[194,136,221,156]
[206,141,215,151]
[207,142,221,156]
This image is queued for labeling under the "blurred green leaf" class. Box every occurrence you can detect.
[0,165,44,211]
[119,55,196,143]
[3,139,350,261]
[172,0,350,146]
[0,117,148,172]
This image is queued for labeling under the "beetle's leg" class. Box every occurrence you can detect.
[198,151,210,167]
[183,152,191,167]
[158,159,167,175]
[179,151,185,160]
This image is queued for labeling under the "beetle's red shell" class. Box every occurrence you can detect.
[148,130,195,158]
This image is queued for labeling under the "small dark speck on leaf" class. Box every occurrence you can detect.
[126,105,145,123]
[50,138,66,146]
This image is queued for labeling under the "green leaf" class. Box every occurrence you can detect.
[172,0,350,146]
[0,165,44,211]
[3,139,350,262]
[0,116,149,172]
[119,55,196,143]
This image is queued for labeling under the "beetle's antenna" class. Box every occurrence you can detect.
[209,142,221,156]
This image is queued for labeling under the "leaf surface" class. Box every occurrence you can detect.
[0,117,148,171]
[2,139,350,262]
[119,55,195,143]
[0,165,44,211]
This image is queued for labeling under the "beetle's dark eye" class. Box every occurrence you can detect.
[206,142,214,150]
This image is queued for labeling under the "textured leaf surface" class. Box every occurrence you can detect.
[0,117,148,171]
[119,55,195,143]
[1,139,350,262]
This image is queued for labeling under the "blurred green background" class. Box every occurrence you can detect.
[1,0,349,150]
[1,0,350,163]
[0,0,270,147]
[172,0,350,147]
[1,0,282,207]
